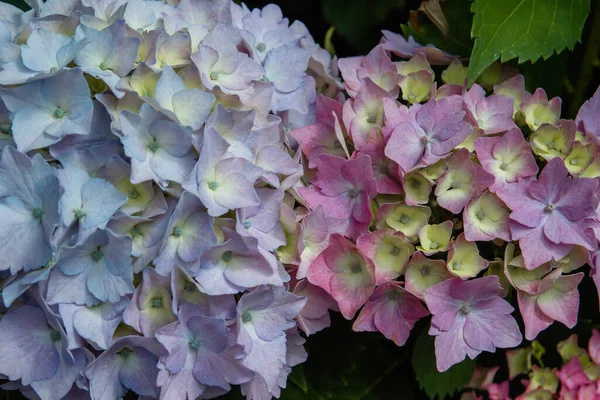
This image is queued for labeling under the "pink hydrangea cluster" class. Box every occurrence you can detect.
[290,32,600,373]
[0,1,342,399]
[462,329,600,400]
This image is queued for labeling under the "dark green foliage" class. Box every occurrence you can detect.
[4,0,28,10]
[281,314,417,399]
[401,0,474,58]
[221,314,420,399]
[321,0,409,54]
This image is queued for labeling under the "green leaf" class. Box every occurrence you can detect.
[468,0,590,85]
[288,364,308,393]
[412,327,475,400]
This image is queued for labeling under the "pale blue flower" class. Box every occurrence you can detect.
[57,159,127,233]
[46,229,134,305]
[0,146,60,274]
[120,103,197,185]
[0,69,93,152]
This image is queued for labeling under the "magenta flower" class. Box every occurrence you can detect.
[385,95,471,172]
[293,278,338,336]
[487,381,510,400]
[296,204,348,279]
[338,45,399,98]
[576,86,600,138]
[290,95,347,169]
[353,140,403,195]
[307,233,376,319]
[402,170,433,205]
[591,250,600,311]
[520,88,562,131]
[356,229,414,285]
[556,357,591,393]
[434,148,495,214]
[342,78,389,150]
[298,154,377,240]
[493,74,531,118]
[474,128,538,192]
[497,157,599,269]
[404,252,452,299]
[589,328,600,364]
[517,271,584,340]
[463,191,512,242]
[424,276,522,372]
[462,83,517,135]
[381,96,411,141]
[380,30,455,65]
[353,281,428,346]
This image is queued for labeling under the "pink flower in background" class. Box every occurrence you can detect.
[487,381,510,400]
[424,276,522,372]
[557,357,591,393]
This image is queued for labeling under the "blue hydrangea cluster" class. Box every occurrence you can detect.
[0,1,342,399]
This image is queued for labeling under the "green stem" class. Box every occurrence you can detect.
[568,0,600,118]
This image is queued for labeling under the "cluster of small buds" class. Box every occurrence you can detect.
[0,0,342,399]
[462,330,600,400]
[291,32,600,373]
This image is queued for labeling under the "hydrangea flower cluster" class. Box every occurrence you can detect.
[1,0,600,397]
[462,329,600,400]
[293,32,600,373]
[0,0,341,399]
